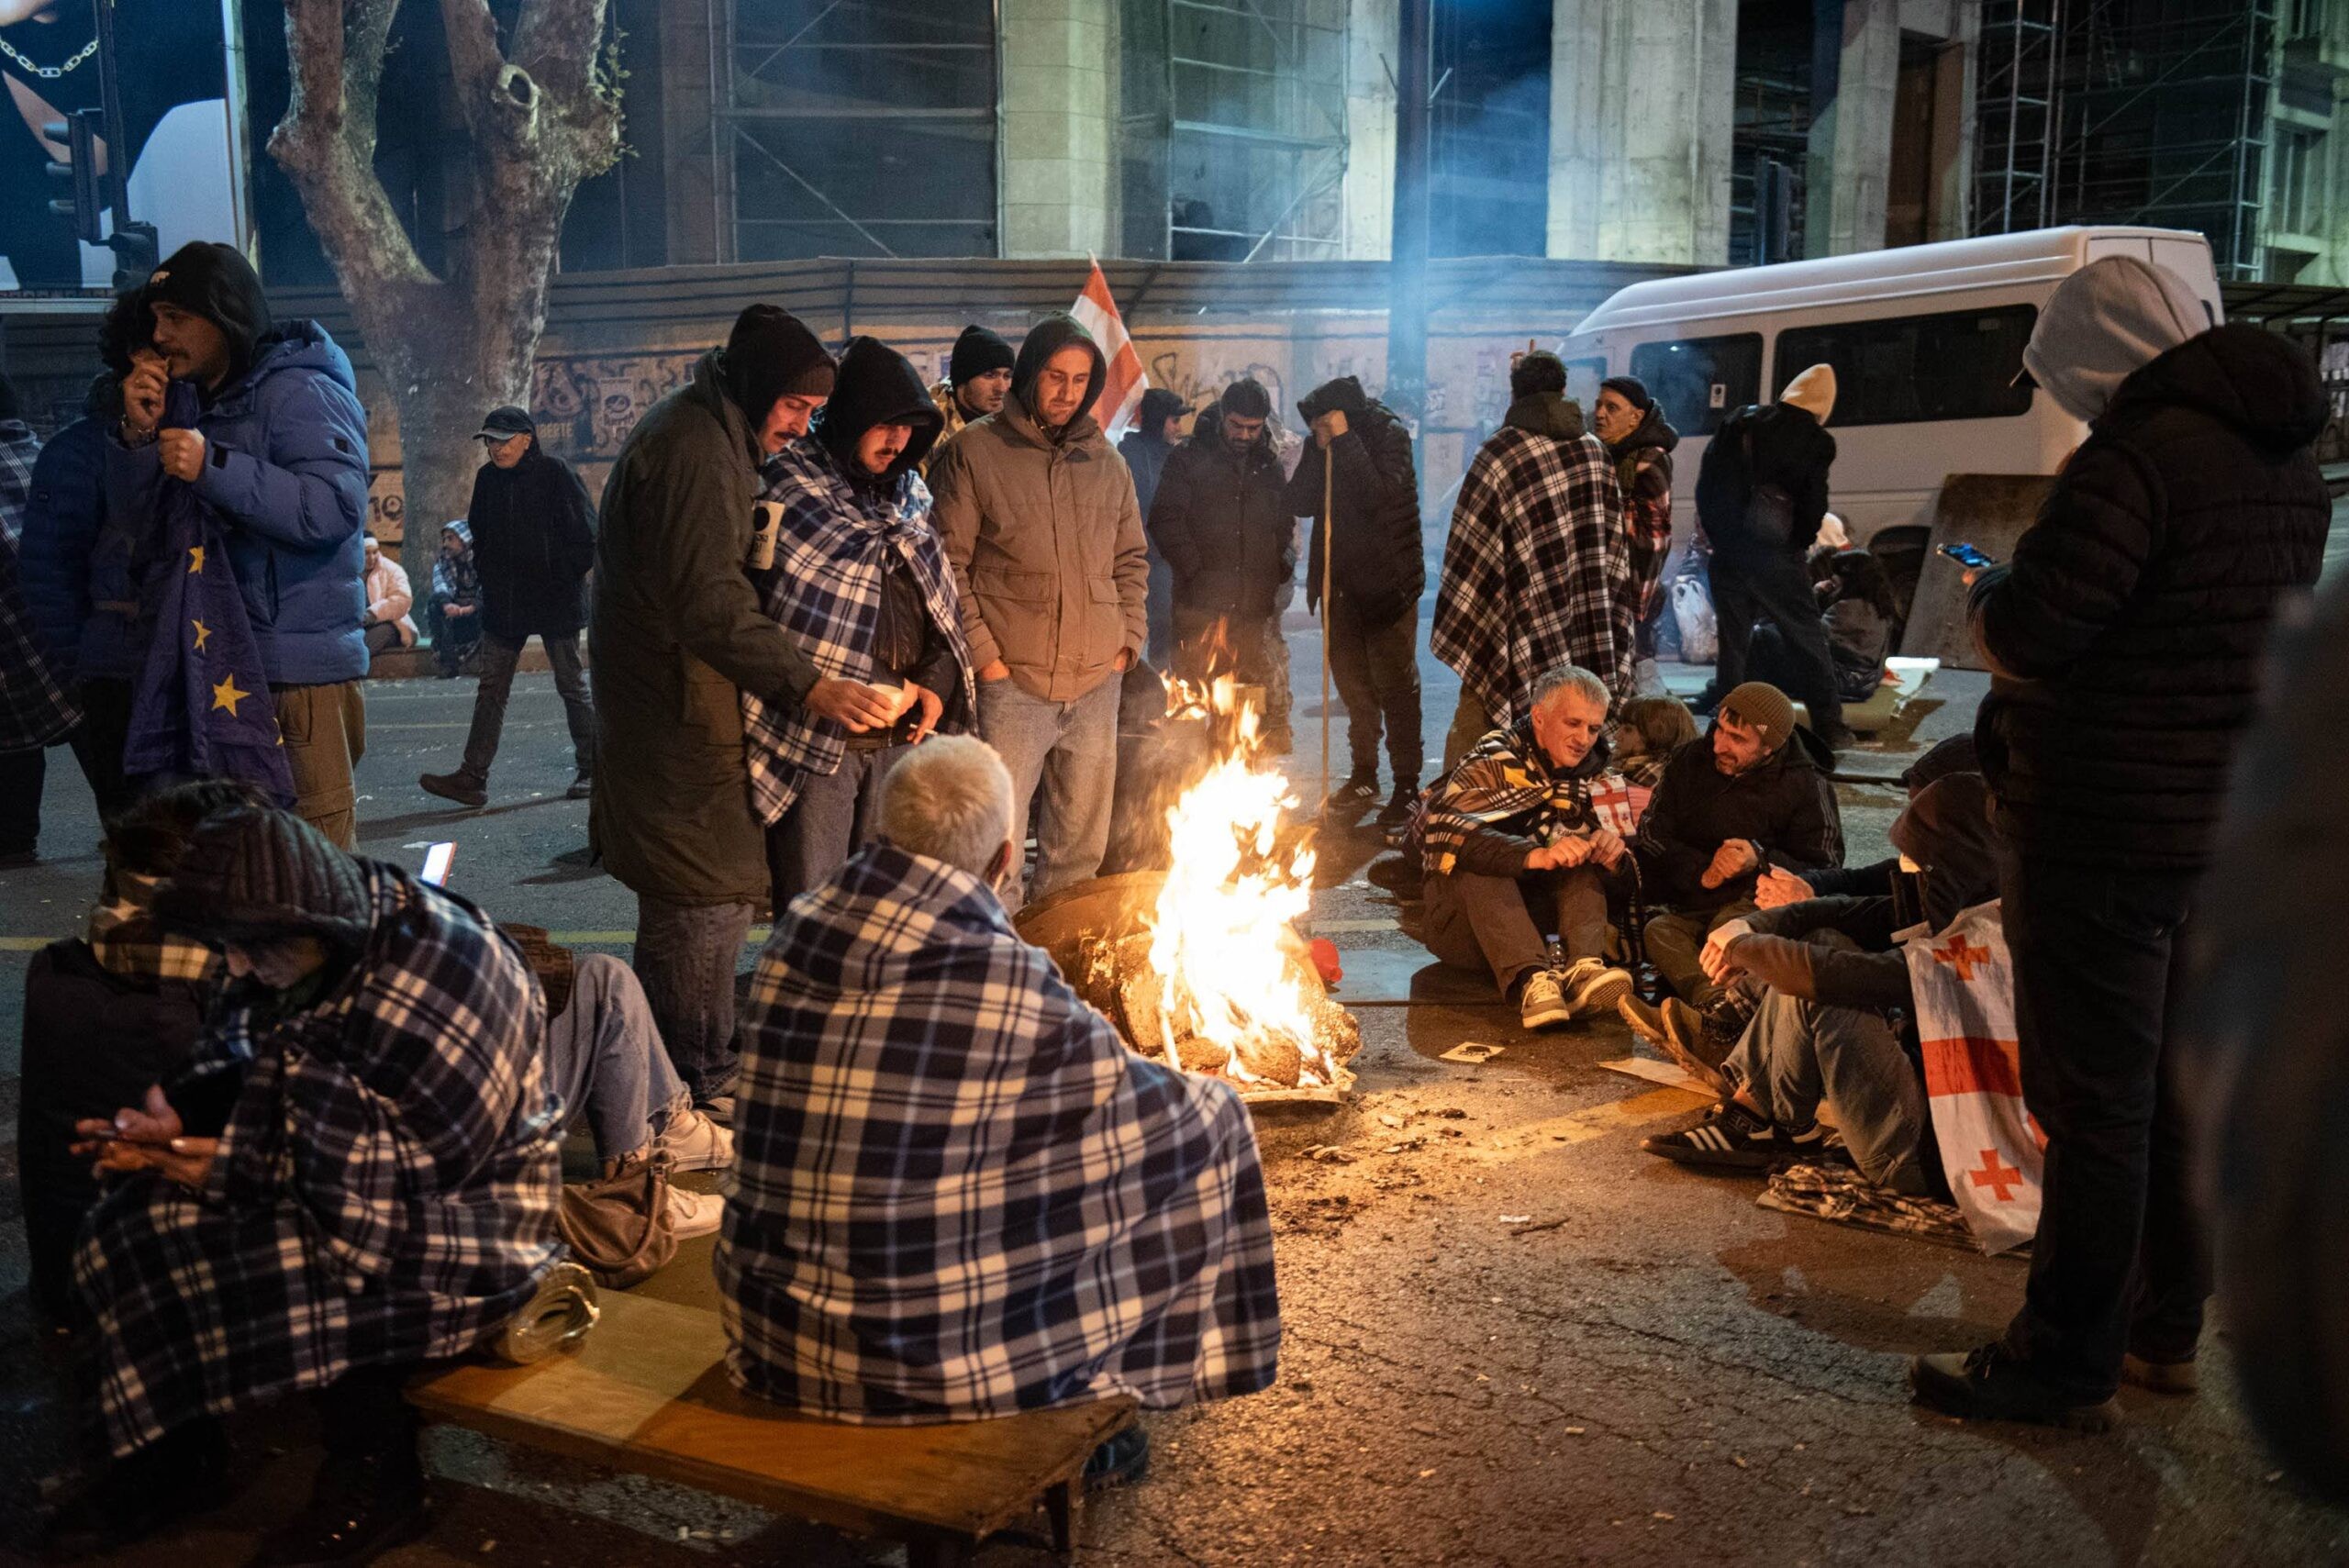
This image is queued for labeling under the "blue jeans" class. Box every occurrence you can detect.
[1726,987,1929,1194]
[630,895,756,1105]
[765,742,910,913]
[976,673,1121,908]
[546,953,690,1166]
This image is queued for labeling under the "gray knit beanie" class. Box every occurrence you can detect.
[1718,682,1797,752]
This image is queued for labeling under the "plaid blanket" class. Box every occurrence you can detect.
[1432,424,1633,724]
[719,842,1281,1421]
[0,420,80,753]
[88,893,219,985]
[1418,720,1640,878]
[741,439,974,825]
[73,863,562,1455]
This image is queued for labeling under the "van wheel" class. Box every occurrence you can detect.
[1869,528,1930,638]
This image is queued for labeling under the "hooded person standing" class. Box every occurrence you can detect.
[594,304,890,1114]
[0,377,81,868]
[1148,377,1296,749]
[1908,258,2329,1429]
[108,242,373,845]
[1695,363,1849,749]
[418,406,598,806]
[924,323,1016,468]
[1432,350,1632,773]
[745,335,974,911]
[1590,374,1680,679]
[1121,385,1191,662]
[929,312,1150,907]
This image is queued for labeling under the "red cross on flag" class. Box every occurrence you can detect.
[1071,256,1148,442]
[1902,899,2043,1253]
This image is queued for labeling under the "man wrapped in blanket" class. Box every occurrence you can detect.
[49,804,561,1562]
[1415,664,1641,1031]
[720,736,1280,1484]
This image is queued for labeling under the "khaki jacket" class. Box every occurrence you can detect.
[929,398,1149,703]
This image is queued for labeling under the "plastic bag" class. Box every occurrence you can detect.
[1674,576,1718,665]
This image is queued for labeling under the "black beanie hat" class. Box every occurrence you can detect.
[154,805,375,950]
[141,241,272,387]
[948,324,1016,386]
[1599,374,1653,412]
[721,305,836,425]
[1220,377,1272,419]
[814,335,947,484]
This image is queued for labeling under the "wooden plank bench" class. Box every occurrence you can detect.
[408,1291,1136,1567]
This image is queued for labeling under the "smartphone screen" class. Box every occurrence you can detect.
[1939,542,1993,570]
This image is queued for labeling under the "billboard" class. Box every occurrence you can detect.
[0,0,245,295]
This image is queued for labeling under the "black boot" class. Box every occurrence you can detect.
[40,1418,228,1561]
[249,1442,429,1567]
[1375,780,1419,828]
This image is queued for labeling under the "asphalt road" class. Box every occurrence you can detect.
[2,640,2343,1566]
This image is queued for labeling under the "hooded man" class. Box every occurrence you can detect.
[594,303,892,1113]
[1121,384,1191,662]
[745,334,974,912]
[929,312,1150,907]
[418,405,599,807]
[924,323,1016,468]
[1287,373,1425,822]
[1432,350,1632,775]
[107,242,372,845]
[1148,376,1296,749]
[1909,257,2329,1430]
[1590,374,1680,674]
[1641,773,1998,1189]
[427,518,482,676]
[1695,362,1849,749]
[50,804,560,1562]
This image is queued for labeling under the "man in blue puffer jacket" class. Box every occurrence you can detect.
[106,242,372,846]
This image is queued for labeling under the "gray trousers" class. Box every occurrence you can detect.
[460,631,596,782]
[546,953,691,1167]
[765,743,910,914]
[630,894,755,1106]
[1727,988,1929,1194]
[1326,591,1422,784]
[1644,900,1758,1008]
[1423,863,1621,995]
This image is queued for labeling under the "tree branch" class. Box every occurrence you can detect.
[268,0,434,299]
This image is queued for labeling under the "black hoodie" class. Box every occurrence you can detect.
[1009,313,1109,442]
[1634,723,1844,912]
[813,336,946,488]
[1284,374,1423,626]
[1969,323,2330,872]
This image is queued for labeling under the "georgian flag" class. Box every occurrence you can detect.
[1901,899,2044,1253]
[1071,256,1147,441]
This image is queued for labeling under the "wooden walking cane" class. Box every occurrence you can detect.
[1319,439,1335,803]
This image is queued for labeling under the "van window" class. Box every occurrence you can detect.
[1564,356,1608,411]
[1775,306,2038,426]
[1629,335,1763,436]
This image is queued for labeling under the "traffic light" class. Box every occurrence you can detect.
[43,108,106,248]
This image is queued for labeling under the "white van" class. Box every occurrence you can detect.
[1560,226,2224,560]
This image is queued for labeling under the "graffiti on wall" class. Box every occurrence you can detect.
[531,351,701,459]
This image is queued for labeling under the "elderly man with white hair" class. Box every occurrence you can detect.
[718,735,1281,1479]
[1415,664,1641,1030]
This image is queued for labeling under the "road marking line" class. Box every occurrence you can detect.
[1318,918,1397,933]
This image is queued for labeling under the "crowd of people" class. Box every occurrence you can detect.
[0,239,2335,1556]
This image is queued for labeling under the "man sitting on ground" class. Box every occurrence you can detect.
[719,736,1279,1475]
[1418,664,1639,1030]
[1622,681,1842,1073]
[52,804,562,1562]
[1639,775,1997,1184]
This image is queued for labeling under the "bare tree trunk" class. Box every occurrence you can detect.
[268,0,620,587]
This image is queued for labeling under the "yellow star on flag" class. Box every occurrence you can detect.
[191,618,211,651]
[210,673,250,716]
[187,545,206,575]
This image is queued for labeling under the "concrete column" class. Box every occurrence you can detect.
[1808,0,1901,256]
[659,0,731,265]
[1547,0,1740,266]
[999,0,1119,258]
[1344,0,1399,260]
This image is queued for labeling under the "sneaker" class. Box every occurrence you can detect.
[418,770,487,808]
[1908,1342,2123,1431]
[1618,995,1734,1096]
[664,1184,724,1241]
[696,1094,736,1128]
[1375,782,1419,828]
[1518,970,1571,1029]
[1321,773,1379,817]
[657,1107,734,1173]
[2120,1352,2199,1396]
[248,1444,429,1567]
[1558,956,1634,1019]
[1640,1100,1797,1172]
[1083,1424,1151,1490]
[566,773,594,800]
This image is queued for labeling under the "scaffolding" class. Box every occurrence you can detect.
[1975,1,2280,281]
